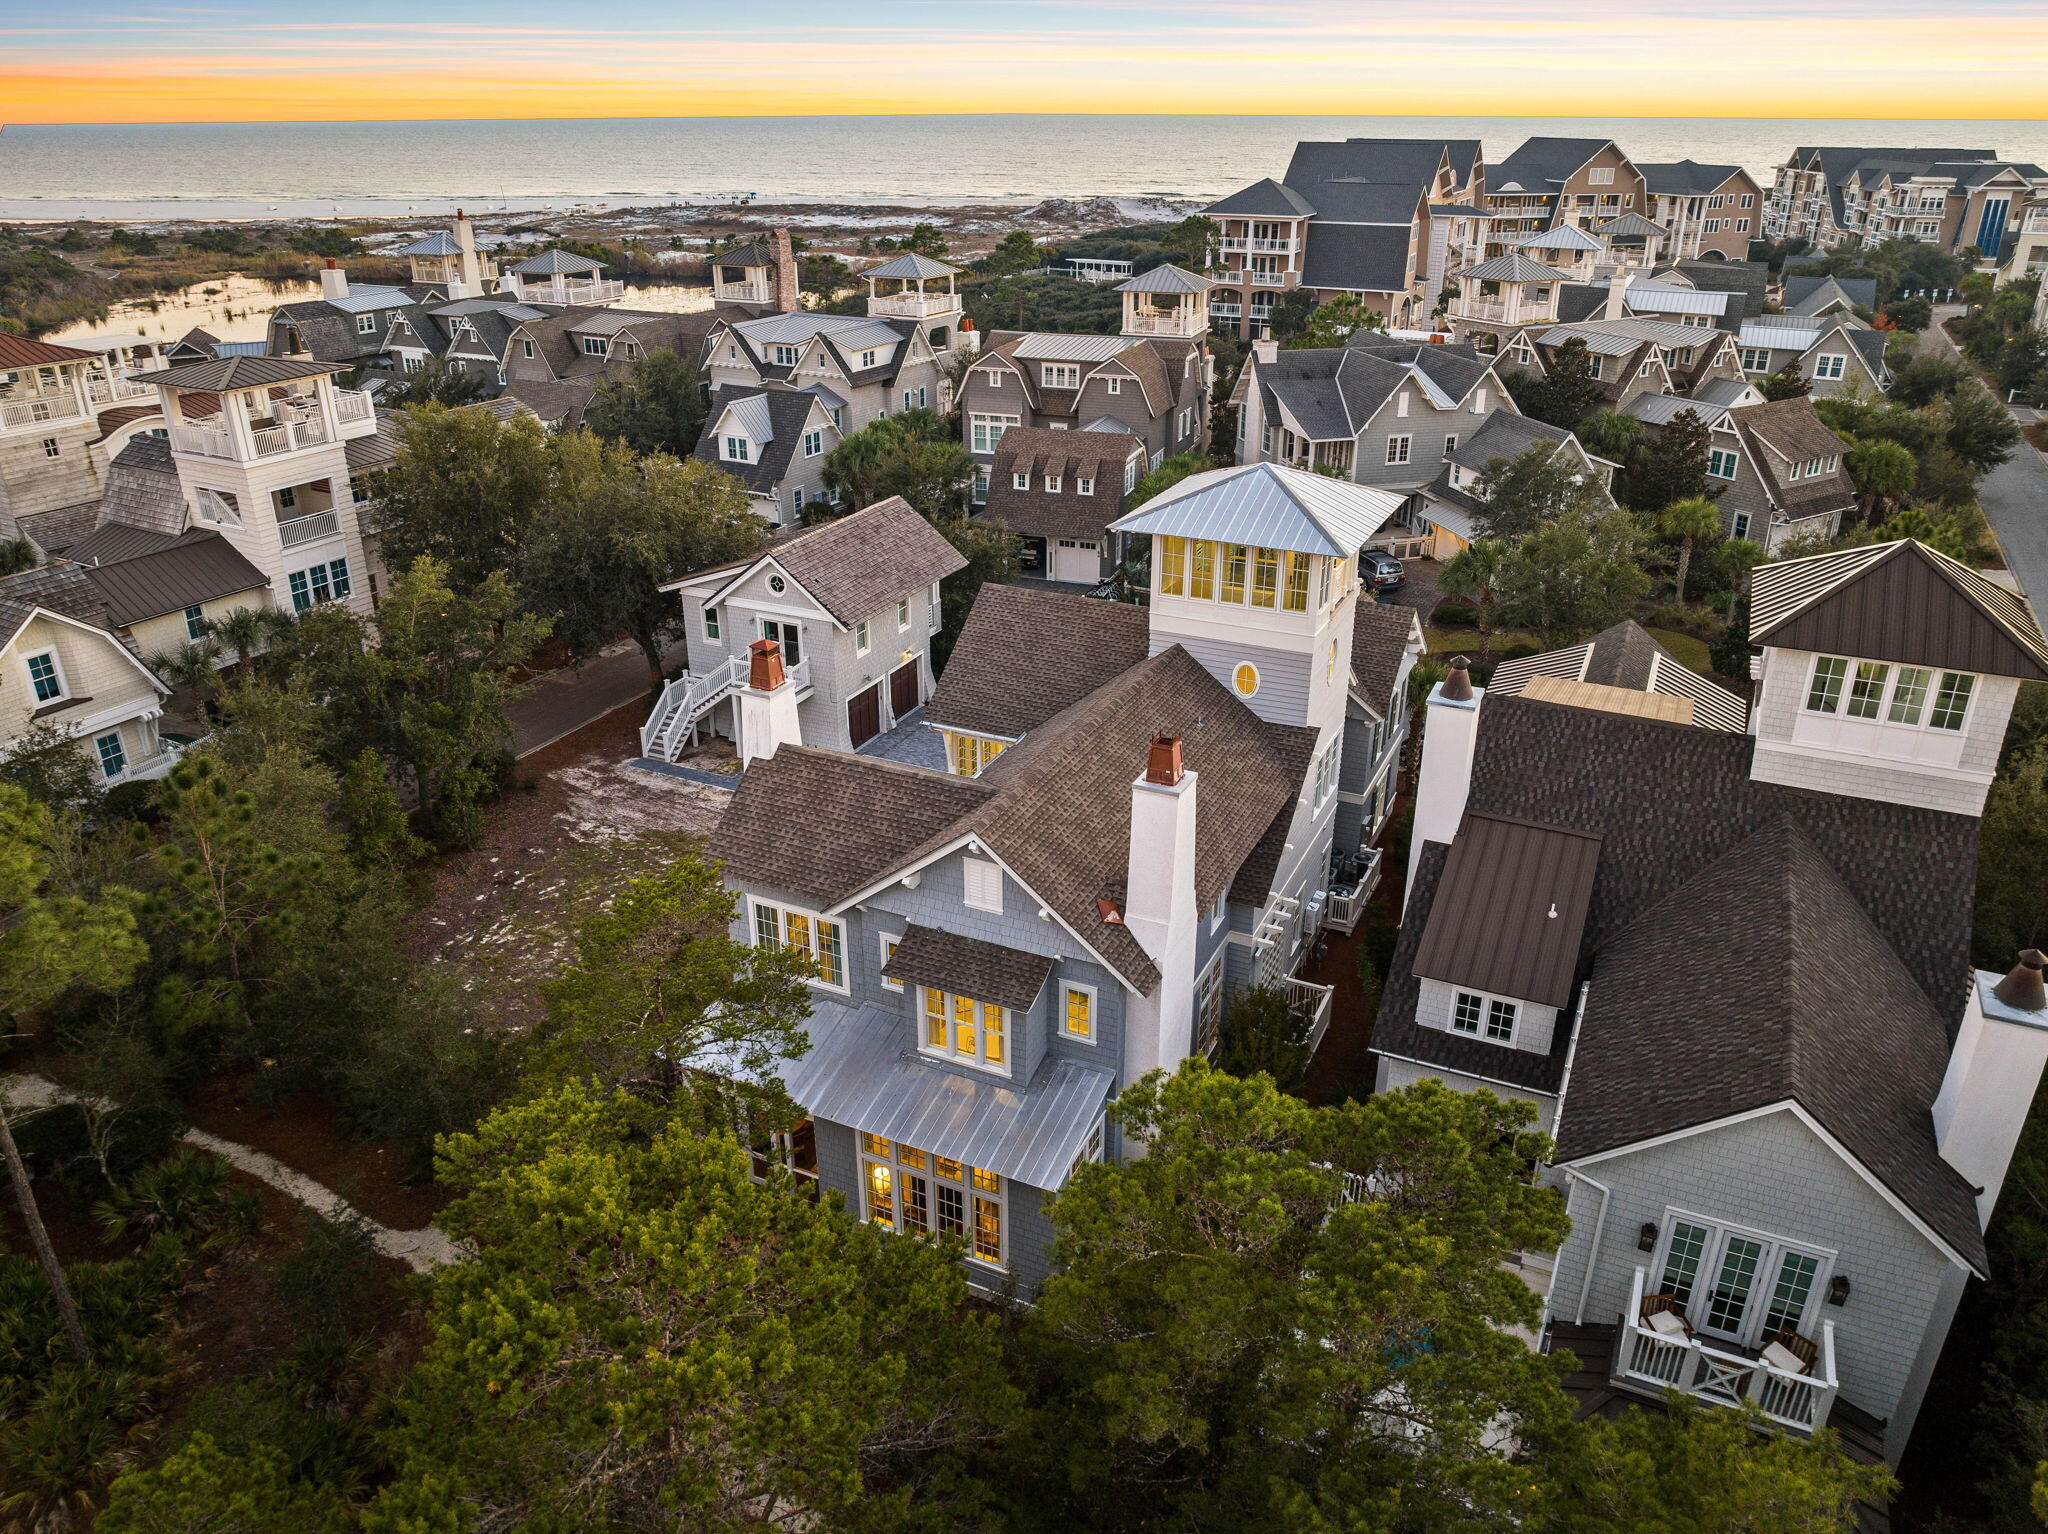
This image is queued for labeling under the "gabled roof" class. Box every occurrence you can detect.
[882,924,1053,1011]
[1783,274,1878,316]
[1724,397,1858,515]
[510,248,604,275]
[1592,212,1669,238]
[1204,177,1318,219]
[0,334,99,368]
[1490,136,1624,192]
[924,583,1151,741]
[72,530,269,626]
[1750,538,2048,681]
[694,385,831,496]
[1116,263,1214,294]
[1414,810,1602,1009]
[686,496,966,628]
[1639,160,1745,197]
[1554,816,1984,1271]
[1250,342,1495,446]
[1108,462,1405,557]
[131,355,342,391]
[1486,620,1748,732]
[1514,225,1604,253]
[1444,409,1574,473]
[863,252,963,280]
[1457,254,1569,283]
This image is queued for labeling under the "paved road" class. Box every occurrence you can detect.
[1926,308,2048,607]
[508,639,683,759]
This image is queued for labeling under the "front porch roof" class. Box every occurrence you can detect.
[783,999,1115,1191]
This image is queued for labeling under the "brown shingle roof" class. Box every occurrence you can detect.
[925,584,1151,740]
[983,426,1146,541]
[747,497,966,628]
[1350,600,1420,710]
[883,923,1055,1011]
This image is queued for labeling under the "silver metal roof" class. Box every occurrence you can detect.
[721,392,777,442]
[804,382,848,409]
[1109,462,1406,558]
[326,285,416,314]
[1456,254,1568,283]
[1514,225,1604,252]
[781,1000,1115,1191]
[734,312,902,351]
[1011,333,1136,363]
[1535,326,1641,357]
[1115,263,1215,294]
[1738,321,1823,351]
[393,231,461,256]
[512,248,605,275]
[1546,317,1710,350]
[863,252,964,280]
[1626,392,1729,426]
[1623,283,1732,316]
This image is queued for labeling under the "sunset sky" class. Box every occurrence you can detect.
[5,0,2046,126]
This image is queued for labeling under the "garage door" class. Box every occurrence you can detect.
[890,658,920,719]
[847,682,883,749]
[1053,538,1100,584]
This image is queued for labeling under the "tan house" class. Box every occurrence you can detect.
[1483,138,1648,245]
[1640,162,1764,260]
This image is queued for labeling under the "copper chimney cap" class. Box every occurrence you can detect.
[1995,949,2048,1012]
[747,637,785,693]
[1440,656,1474,702]
[1144,733,1184,786]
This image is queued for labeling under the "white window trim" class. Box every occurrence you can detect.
[917,985,1014,1079]
[747,895,849,994]
[859,1137,1006,1268]
[878,931,903,992]
[1449,987,1521,1047]
[1386,435,1412,465]
[1651,1207,1837,1348]
[22,647,68,705]
[855,619,871,656]
[1802,652,1975,733]
[704,605,721,642]
[897,597,911,631]
[1061,980,1100,1045]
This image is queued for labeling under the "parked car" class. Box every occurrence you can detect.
[1365,552,1406,591]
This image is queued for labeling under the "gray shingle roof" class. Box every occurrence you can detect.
[693,385,825,496]
[1300,222,1414,295]
[1639,160,1744,197]
[1490,136,1622,192]
[1444,409,1573,473]
[882,923,1054,1011]
[1350,599,1420,709]
[924,583,1151,740]
[701,496,966,628]
[132,356,343,391]
[982,425,1146,542]
[1204,177,1318,219]
[1784,275,1877,315]
[1554,815,1984,1271]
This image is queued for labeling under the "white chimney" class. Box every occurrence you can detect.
[1602,269,1630,321]
[1406,659,1482,915]
[1934,952,2048,1226]
[1252,338,1279,365]
[452,207,481,299]
[1122,735,1201,1081]
[319,258,349,300]
[735,640,804,766]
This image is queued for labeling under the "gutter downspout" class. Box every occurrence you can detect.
[1546,980,1607,1327]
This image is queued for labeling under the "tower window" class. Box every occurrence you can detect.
[1233,663,1260,697]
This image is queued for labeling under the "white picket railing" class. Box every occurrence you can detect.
[0,395,86,431]
[641,656,749,759]
[1286,976,1335,1053]
[277,510,341,549]
[1615,1266,1838,1434]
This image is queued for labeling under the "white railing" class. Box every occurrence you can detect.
[250,414,330,457]
[641,655,749,759]
[1322,848,1383,936]
[277,509,341,549]
[715,280,773,304]
[1123,310,1206,337]
[172,423,235,458]
[1287,976,1335,1053]
[334,389,374,422]
[1251,272,1287,287]
[789,657,812,694]
[521,277,625,305]
[1250,237,1297,253]
[0,395,86,431]
[1616,1267,1839,1434]
[1211,303,1243,319]
[868,291,956,319]
[86,374,156,405]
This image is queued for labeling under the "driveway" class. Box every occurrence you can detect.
[1925,308,2048,608]
[509,639,683,759]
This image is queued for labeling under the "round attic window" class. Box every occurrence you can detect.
[1234,663,1260,698]
[768,574,787,594]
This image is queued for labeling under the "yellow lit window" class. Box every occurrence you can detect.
[972,1166,1002,1194]
[973,1196,1002,1263]
[952,733,979,776]
[1328,639,1337,682]
[921,988,1010,1073]
[1222,544,1247,604]
[1252,547,1278,608]
[982,739,1005,767]
[1283,551,1309,612]
[865,1161,894,1225]
[861,1131,892,1157]
[982,1003,1005,1064]
[897,1144,926,1170]
[936,1156,963,1181]
[1160,536,1186,596]
[1234,663,1260,697]
[923,987,947,1048]
[784,910,810,955]
[1064,986,1094,1039]
[1189,539,1216,601]
[953,992,976,1056]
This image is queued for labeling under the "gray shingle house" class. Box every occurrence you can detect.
[707,465,1415,1295]
[1734,316,1889,397]
[648,496,965,757]
[1378,543,2048,1466]
[979,425,1148,585]
[694,385,843,527]
[702,311,948,438]
[1626,394,1854,550]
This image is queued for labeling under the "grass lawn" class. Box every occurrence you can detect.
[1644,627,1715,673]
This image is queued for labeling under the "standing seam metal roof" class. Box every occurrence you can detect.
[1107,462,1405,556]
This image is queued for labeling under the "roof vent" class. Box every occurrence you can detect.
[1995,949,2048,1012]
[1144,733,1184,786]
[1440,656,1474,702]
[747,637,786,693]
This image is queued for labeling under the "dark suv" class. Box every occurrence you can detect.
[1364,552,1406,591]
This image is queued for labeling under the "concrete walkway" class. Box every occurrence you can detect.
[1925,309,2048,608]
[857,706,948,771]
[510,639,684,760]
[3,1073,461,1273]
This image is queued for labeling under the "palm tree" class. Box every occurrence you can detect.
[1574,408,1647,469]
[1658,497,1722,606]
[1439,540,1508,660]
[206,605,272,668]
[147,640,226,714]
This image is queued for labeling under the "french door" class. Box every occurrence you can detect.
[1655,1213,1831,1347]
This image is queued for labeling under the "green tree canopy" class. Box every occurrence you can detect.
[1469,441,1611,542]
[378,356,488,409]
[1505,337,1606,430]
[367,1082,1016,1532]
[1439,539,1511,658]
[376,403,553,593]
[1657,496,1722,605]
[1284,296,1387,350]
[582,348,710,460]
[1844,434,1919,521]
[1016,1064,1571,1532]
[1625,407,1713,513]
[520,432,764,687]
[97,1432,351,1534]
[822,408,976,518]
[1757,359,1814,401]
[1495,505,1652,646]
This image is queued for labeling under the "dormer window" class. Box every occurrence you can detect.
[1805,655,1975,731]
[1045,475,1062,493]
[1012,472,1030,491]
[722,436,751,462]
[859,349,878,370]
[1104,376,1123,395]
[356,313,378,334]
[1452,989,1517,1044]
[580,335,606,356]
[774,344,800,366]
[1042,364,1080,389]
[1077,476,1094,496]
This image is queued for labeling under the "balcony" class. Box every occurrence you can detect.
[1285,975,1335,1054]
[1615,1268,1839,1434]
[868,290,957,319]
[277,509,342,549]
[1124,308,1208,338]
[1219,237,1298,254]
[1250,272,1287,287]
[172,406,332,462]
[716,280,772,305]
[1211,303,1243,320]
[1321,847,1383,937]
[519,277,625,305]
[250,413,330,457]
[86,374,157,407]
[0,393,86,433]
[334,389,374,424]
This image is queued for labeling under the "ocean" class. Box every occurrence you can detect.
[5,114,2048,223]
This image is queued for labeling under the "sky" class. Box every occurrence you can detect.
[4,0,2046,126]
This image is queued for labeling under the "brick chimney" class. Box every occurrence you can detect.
[736,638,803,765]
[1935,951,2048,1226]
[770,228,802,314]
[1124,734,1200,1081]
[452,207,481,298]
[319,258,349,301]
